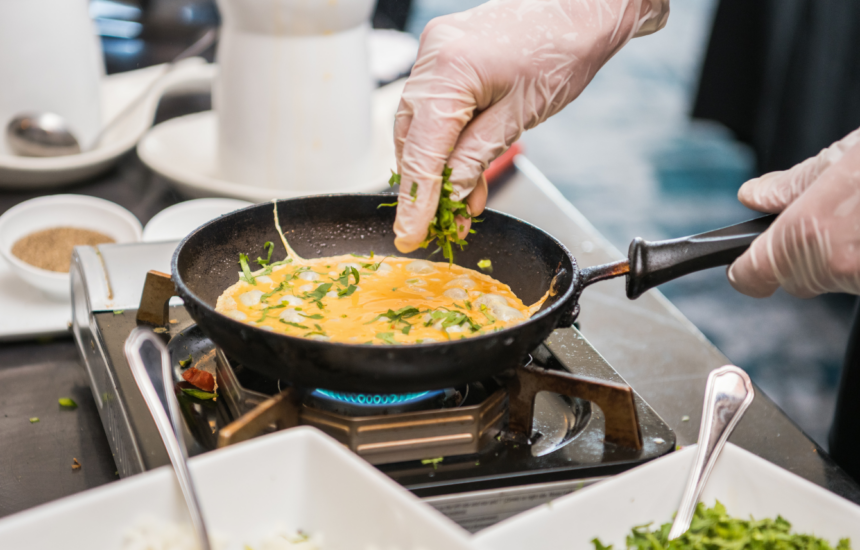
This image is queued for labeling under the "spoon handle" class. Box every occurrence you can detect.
[125,327,212,550]
[668,365,755,540]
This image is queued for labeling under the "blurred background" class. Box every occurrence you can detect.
[35,0,860,448]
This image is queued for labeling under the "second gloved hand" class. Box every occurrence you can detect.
[392,0,668,252]
[728,128,860,298]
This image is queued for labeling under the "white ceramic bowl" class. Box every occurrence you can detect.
[0,194,142,299]
[0,427,473,550]
[474,443,860,550]
[142,198,253,242]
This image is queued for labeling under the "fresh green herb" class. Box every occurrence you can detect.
[361,256,389,272]
[421,457,444,469]
[333,266,360,287]
[592,501,852,550]
[464,300,473,310]
[179,354,193,368]
[260,281,291,303]
[383,165,475,263]
[256,241,274,267]
[401,324,412,335]
[341,314,348,318]
[369,306,421,325]
[338,284,358,297]
[181,387,217,400]
[410,181,419,201]
[392,287,398,292]
[112,309,124,315]
[477,259,492,272]
[29,417,39,423]
[304,330,328,338]
[480,304,496,323]
[280,320,309,329]
[238,253,255,285]
[299,282,332,309]
[299,313,324,320]
[58,397,78,409]
[376,332,398,345]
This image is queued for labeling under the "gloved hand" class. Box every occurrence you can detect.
[728,127,860,298]
[392,0,670,253]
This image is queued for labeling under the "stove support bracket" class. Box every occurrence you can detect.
[136,270,175,326]
[217,389,300,448]
[507,364,642,449]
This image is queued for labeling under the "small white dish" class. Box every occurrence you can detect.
[0,259,70,341]
[0,57,214,188]
[138,78,405,201]
[474,443,860,550]
[0,427,473,550]
[142,198,253,242]
[0,194,142,299]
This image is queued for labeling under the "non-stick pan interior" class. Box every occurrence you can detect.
[175,194,574,313]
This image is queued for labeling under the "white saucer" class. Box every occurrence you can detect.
[0,258,70,341]
[138,78,405,201]
[142,198,253,242]
[0,57,215,188]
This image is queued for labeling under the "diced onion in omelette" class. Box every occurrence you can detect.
[239,290,263,306]
[405,260,435,274]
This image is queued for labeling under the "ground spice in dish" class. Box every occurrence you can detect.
[11,227,114,273]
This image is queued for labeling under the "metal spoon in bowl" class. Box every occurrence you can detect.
[125,327,212,550]
[667,365,755,540]
[5,28,217,157]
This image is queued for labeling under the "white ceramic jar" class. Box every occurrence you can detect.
[214,0,376,192]
[0,0,103,154]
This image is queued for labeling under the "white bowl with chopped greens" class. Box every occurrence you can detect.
[473,443,860,550]
[0,427,473,550]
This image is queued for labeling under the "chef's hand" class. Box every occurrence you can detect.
[392,0,670,253]
[728,128,860,298]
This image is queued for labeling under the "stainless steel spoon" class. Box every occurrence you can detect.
[667,365,755,540]
[5,28,217,157]
[125,327,212,550]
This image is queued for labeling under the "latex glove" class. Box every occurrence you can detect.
[728,127,860,298]
[392,0,669,253]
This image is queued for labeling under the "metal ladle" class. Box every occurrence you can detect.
[667,365,755,539]
[125,327,212,550]
[5,28,217,157]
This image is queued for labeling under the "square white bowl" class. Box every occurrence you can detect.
[0,427,473,550]
[474,443,860,550]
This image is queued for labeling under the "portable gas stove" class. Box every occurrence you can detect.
[71,240,674,532]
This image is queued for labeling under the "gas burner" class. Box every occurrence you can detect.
[306,388,455,416]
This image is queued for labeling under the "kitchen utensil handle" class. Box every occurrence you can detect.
[668,365,754,540]
[125,328,212,550]
[626,214,775,299]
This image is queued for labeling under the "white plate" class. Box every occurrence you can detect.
[0,257,70,341]
[137,78,404,201]
[474,443,860,550]
[142,198,253,242]
[0,427,473,550]
[0,57,214,188]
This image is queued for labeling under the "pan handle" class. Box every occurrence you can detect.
[626,214,776,299]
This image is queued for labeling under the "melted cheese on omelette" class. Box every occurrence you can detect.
[215,254,546,345]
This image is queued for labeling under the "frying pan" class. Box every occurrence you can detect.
[172,194,773,393]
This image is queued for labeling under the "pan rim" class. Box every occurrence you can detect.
[171,193,578,349]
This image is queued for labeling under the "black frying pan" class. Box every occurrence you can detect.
[172,194,773,393]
